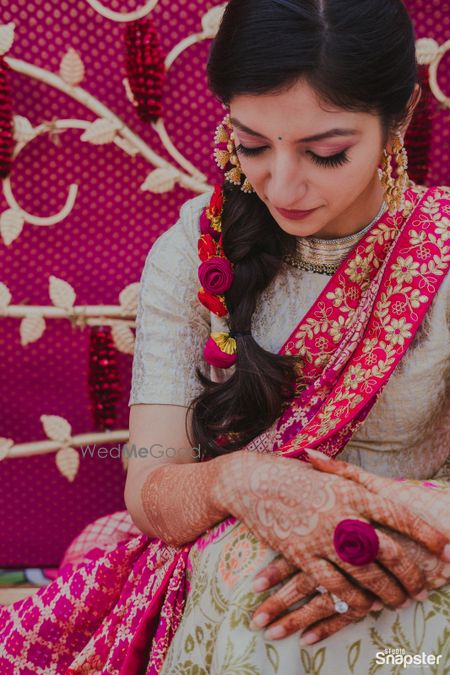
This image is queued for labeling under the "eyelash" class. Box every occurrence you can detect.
[236,144,350,168]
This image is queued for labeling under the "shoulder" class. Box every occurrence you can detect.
[153,191,213,254]
[178,190,214,235]
[141,190,213,277]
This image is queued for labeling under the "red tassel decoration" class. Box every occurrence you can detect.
[0,56,14,179]
[88,326,121,431]
[405,65,433,185]
[124,17,165,123]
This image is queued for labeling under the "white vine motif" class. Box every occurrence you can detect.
[0,278,138,352]
[3,52,210,243]
[85,0,159,23]
[416,37,450,108]
[165,5,227,69]
[0,424,130,478]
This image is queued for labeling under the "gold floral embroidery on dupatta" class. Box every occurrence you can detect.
[279,185,450,452]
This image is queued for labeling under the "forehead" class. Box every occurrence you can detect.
[229,79,374,139]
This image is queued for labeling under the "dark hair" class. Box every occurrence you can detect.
[188,0,418,458]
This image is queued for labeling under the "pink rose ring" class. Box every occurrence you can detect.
[333,518,380,566]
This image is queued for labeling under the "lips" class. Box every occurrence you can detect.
[275,206,319,220]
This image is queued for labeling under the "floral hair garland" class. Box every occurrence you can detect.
[197,184,244,369]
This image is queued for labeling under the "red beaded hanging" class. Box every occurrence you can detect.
[88,326,121,431]
[0,56,14,179]
[124,16,165,123]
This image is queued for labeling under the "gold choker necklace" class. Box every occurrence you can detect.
[283,202,388,276]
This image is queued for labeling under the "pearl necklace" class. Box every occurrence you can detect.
[283,201,388,276]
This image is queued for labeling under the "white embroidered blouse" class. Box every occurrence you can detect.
[129,191,450,481]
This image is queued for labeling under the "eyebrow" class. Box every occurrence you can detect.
[230,117,358,143]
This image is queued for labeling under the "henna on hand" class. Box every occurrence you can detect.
[139,455,231,547]
[210,450,450,645]
[248,452,450,644]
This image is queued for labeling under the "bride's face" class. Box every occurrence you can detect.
[228,78,387,239]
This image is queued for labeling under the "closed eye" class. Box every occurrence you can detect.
[236,144,267,157]
[236,144,350,168]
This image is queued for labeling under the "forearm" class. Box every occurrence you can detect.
[126,454,232,547]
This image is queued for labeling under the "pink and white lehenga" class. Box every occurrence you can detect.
[1,184,449,674]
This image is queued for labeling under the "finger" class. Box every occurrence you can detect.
[299,612,358,646]
[328,555,406,608]
[375,529,427,600]
[330,528,426,607]
[252,555,297,592]
[305,450,391,494]
[250,571,317,629]
[359,491,450,561]
[302,558,375,615]
[263,592,338,640]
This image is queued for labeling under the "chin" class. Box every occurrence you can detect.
[273,217,325,239]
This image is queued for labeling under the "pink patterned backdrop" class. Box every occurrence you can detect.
[0,0,448,569]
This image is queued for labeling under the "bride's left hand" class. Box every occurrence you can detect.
[249,451,450,645]
[249,552,385,645]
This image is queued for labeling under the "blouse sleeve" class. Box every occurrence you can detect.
[128,191,212,407]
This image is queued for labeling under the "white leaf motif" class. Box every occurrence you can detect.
[80,118,121,145]
[201,5,226,38]
[0,438,14,461]
[55,446,80,482]
[114,135,139,157]
[13,115,36,143]
[119,282,140,314]
[20,315,46,345]
[416,38,439,65]
[0,282,12,310]
[122,77,138,107]
[0,22,15,56]
[111,323,135,354]
[60,47,85,86]
[140,167,179,194]
[41,415,72,442]
[49,275,76,310]
[0,209,25,246]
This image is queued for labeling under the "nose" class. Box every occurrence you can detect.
[265,154,308,208]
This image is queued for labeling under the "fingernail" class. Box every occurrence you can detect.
[400,599,412,608]
[414,590,428,601]
[253,577,270,592]
[300,632,319,646]
[264,625,286,640]
[444,544,450,561]
[251,613,270,629]
[371,601,383,611]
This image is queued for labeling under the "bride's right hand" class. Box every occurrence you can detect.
[211,451,450,615]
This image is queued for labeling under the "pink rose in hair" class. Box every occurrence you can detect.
[198,256,233,295]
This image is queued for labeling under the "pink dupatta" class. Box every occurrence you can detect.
[0,184,449,674]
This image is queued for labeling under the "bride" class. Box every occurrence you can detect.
[1,1,449,673]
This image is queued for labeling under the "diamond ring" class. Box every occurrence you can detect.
[315,585,349,614]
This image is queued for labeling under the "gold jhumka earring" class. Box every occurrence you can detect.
[213,113,255,194]
[380,133,409,215]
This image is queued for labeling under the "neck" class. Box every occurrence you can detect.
[309,174,385,241]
